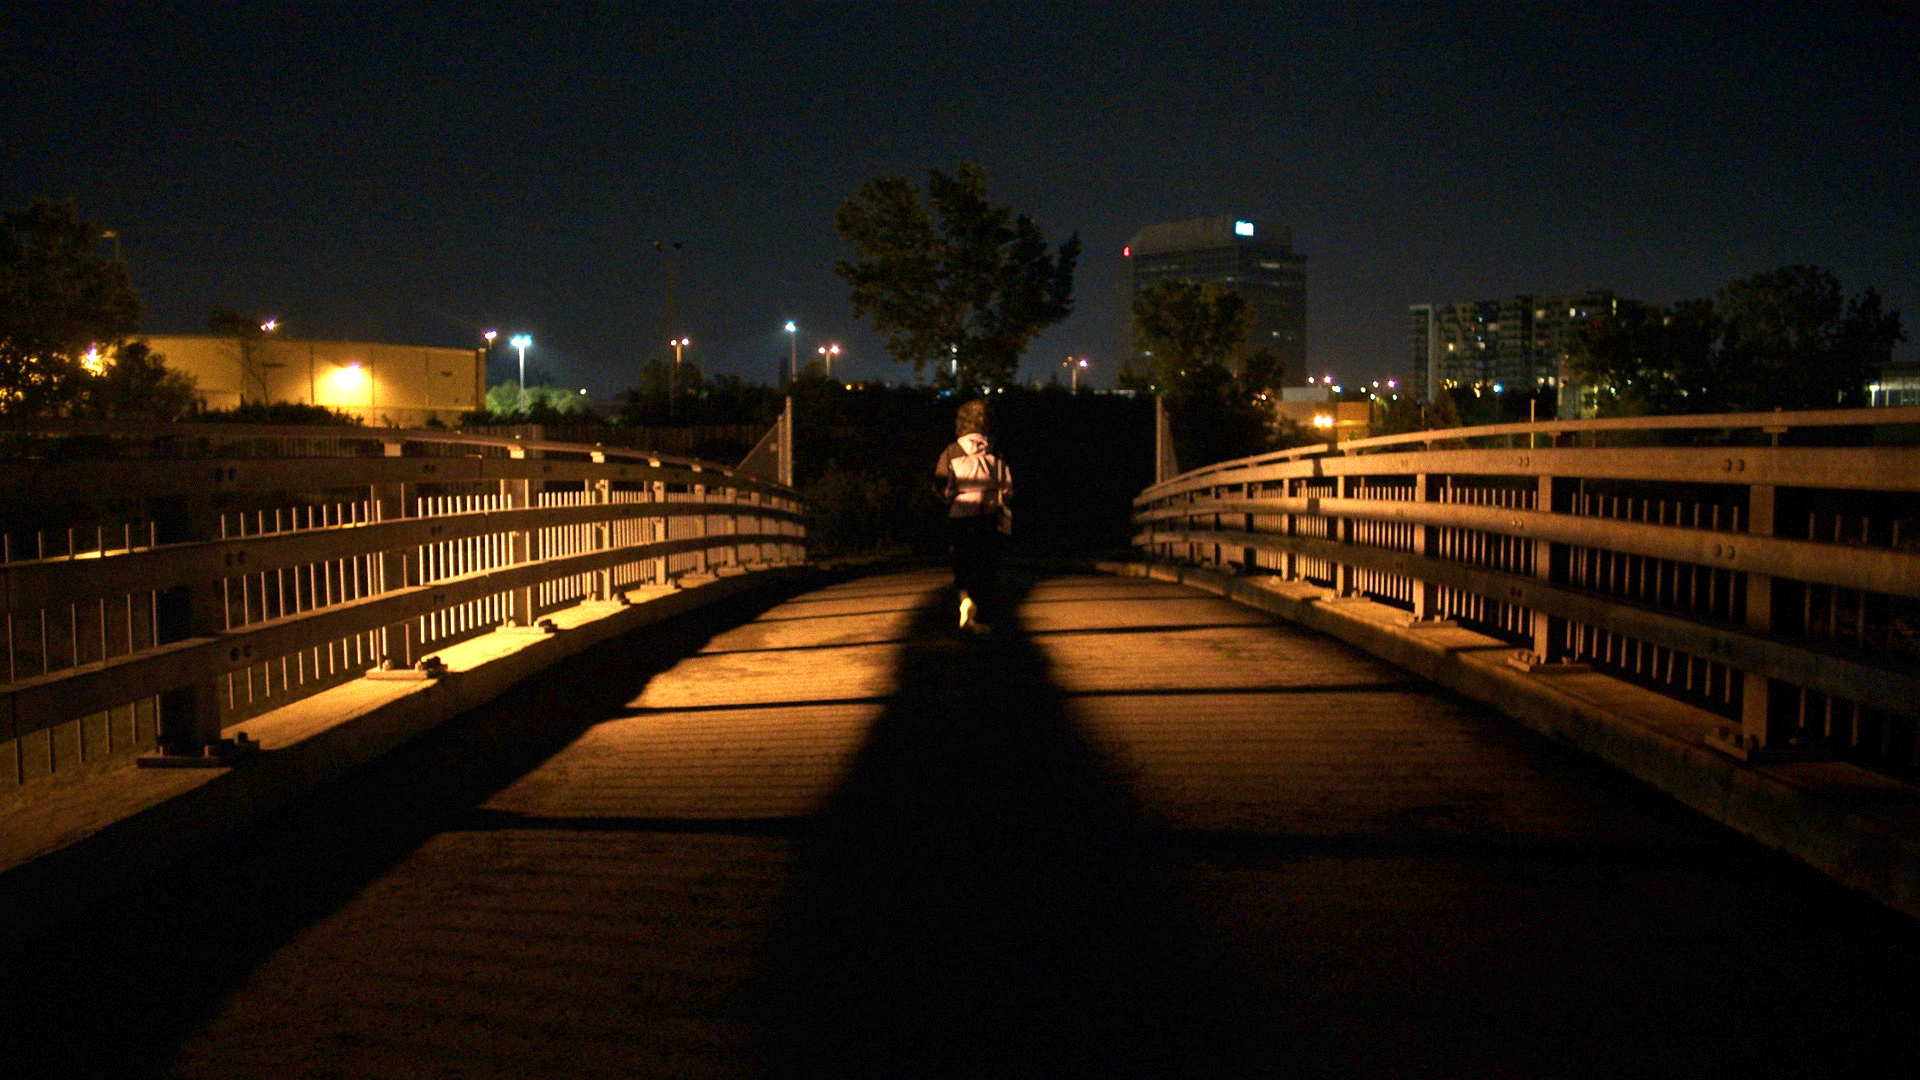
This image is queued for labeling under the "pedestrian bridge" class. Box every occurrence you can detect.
[3,411,1920,1076]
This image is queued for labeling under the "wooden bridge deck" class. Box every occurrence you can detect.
[4,568,1917,1078]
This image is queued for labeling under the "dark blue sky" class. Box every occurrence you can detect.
[5,3,1914,395]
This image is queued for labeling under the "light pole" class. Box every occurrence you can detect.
[510,334,532,397]
[669,336,690,422]
[1062,356,1089,391]
[817,343,841,379]
[784,321,797,384]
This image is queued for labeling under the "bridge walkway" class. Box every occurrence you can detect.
[3,568,1917,1078]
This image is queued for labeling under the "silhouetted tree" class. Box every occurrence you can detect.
[0,198,141,414]
[205,306,274,404]
[834,162,1079,390]
[1570,266,1903,415]
[84,341,198,420]
[1131,280,1252,391]
[1129,279,1279,469]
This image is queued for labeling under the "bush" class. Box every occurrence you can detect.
[198,401,364,426]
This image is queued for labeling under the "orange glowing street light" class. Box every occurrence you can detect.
[1062,355,1090,391]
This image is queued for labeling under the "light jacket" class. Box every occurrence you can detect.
[936,432,1013,523]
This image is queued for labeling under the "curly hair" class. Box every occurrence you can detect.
[955,398,989,437]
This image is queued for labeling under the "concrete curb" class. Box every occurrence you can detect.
[0,566,815,949]
[1098,559,1920,921]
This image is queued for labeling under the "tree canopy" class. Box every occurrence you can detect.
[0,198,141,414]
[834,163,1079,389]
[1129,280,1253,390]
[1118,279,1287,469]
[1569,266,1903,415]
[85,341,199,420]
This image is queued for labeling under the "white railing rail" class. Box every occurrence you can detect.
[1135,405,1920,778]
[1,421,806,782]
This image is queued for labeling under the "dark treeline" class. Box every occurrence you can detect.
[787,374,1153,558]
[468,364,1156,558]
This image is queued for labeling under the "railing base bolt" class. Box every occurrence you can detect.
[138,732,259,769]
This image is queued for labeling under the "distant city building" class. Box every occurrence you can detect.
[1869,362,1920,407]
[1273,383,1371,439]
[131,335,486,426]
[1409,291,1640,417]
[1124,216,1307,380]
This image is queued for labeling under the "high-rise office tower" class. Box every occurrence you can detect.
[1124,216,1307,380]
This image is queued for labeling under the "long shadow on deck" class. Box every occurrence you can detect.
[753,568,1275,1079]
[0,581,817,1080]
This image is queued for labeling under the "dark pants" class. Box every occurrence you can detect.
[948,514,1004,618]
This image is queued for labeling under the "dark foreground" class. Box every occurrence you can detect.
[2,568,1916,1078]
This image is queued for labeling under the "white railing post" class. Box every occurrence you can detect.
[153,537,228,760]
[1530,474,1555,662]
[373,478,417,669]
[1335,473,1354,596]
[1412,473,1438,620]
[1740,484,1777,750]
[503,445,538,627]
[693,478,709,574]
[591,472,612,601]
[651,477,669,584]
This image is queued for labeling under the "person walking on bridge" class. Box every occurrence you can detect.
[936,398,1012,634]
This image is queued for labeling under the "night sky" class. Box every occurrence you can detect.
[5,3,1914,396]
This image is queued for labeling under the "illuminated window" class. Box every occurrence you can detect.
[1234,220,1254,236]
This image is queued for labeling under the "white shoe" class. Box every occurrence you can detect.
[958,592,975,629]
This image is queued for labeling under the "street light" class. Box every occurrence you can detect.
[510,334,532,392]
[817,343,841,377]
[784,321,797,383]
[261,318,278,333]
[669,336,690,421]
[1062,356,1090,391]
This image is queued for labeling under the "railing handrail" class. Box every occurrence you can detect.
[0,417,734,475]
[1132,405,1920,779]
[0,428,808,774]
[1143,404,1920,499]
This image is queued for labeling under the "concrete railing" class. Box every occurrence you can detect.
[0,420,805,784]
[1135,405,1920,779]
